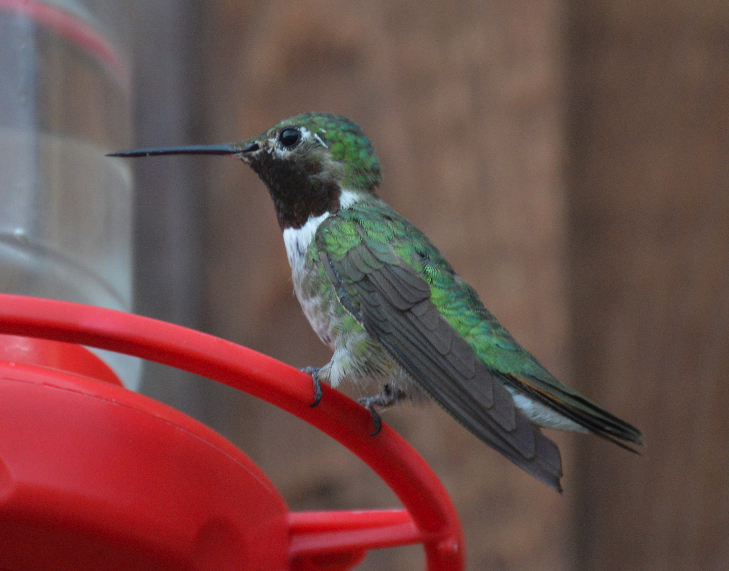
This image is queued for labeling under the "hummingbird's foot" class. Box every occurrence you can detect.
[358,397,383,436]
[301,366,323,407]
[357,384,407,436]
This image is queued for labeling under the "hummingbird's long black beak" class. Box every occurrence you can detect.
[107,143,245,158]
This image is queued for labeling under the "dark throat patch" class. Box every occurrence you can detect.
[249,153,341,229]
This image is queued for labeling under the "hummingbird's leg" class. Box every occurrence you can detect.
[301,366,323,407]
[358,384,407,436]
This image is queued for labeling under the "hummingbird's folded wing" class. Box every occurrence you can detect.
[316,216,564,491]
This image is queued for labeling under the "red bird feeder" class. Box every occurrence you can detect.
[0,293,464,571]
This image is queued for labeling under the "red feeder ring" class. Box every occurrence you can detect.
[0,293,464,571]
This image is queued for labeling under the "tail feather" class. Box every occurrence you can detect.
[502,373,644,451]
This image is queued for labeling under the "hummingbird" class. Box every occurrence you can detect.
[109,112,642,491]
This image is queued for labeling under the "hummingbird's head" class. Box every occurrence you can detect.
[238,113,381,228]
[108,112,381,230]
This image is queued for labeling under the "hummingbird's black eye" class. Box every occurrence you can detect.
[279,128,301,148]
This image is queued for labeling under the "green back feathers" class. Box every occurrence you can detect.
[316,200,544,377]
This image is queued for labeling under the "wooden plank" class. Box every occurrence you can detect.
[567,2,729,569]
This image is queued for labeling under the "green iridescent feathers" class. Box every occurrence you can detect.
[316,199,540,378]
[315,199,565,488]
[316,199,642,455]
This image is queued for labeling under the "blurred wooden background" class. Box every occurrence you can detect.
[131,1,729,570]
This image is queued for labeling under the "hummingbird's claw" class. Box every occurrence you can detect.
[301,366,323,407]
[369,409,383,436]
[358,385,407,436]
[357,396,383,436]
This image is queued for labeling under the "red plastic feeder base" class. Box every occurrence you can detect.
[0,294,464,571]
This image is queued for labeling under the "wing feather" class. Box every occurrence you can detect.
[317,228,563,490]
